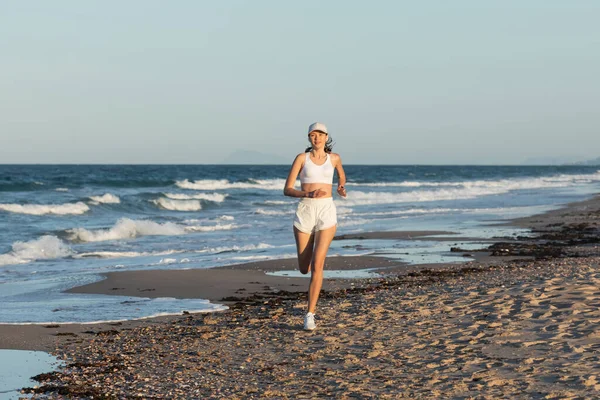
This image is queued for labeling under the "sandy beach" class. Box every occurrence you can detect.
[5,195,600,398]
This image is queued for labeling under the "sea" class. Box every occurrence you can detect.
[1,164,600,324]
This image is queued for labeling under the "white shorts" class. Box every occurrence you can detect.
[293,197,337,234]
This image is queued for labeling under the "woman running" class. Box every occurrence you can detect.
[283,122,347,330]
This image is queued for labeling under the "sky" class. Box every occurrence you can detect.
[1,1,599,165]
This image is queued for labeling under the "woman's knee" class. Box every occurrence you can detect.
[297,250,313,274]
[298,260,311,274]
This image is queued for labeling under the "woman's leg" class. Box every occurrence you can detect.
[293,227,314,275]
[307,225,337,314]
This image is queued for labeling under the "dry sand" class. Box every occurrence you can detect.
[7,197,600,398]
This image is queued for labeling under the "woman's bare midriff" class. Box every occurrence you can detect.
[301,183,333,198]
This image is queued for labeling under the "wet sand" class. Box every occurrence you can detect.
[66,255,407,302]
[5,196,600,398]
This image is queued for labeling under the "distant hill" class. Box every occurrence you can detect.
[521,156,600,166]
[571,157,600,166]
[221,150,289,164]
[521,156,577,165]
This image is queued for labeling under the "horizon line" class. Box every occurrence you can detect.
[1,163,597,167]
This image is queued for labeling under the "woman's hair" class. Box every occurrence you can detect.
[305,134,334,153]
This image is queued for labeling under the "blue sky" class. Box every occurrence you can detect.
[1,1,599,164]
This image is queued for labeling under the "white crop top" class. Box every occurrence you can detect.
[299,153,335,184]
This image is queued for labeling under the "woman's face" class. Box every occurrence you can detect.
[308,131,328,149]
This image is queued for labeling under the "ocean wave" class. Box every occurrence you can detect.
[338,218,389,228]
[227,253,296,262]
[261,200,293,205]
[183,217,235,224]
[163,192,228,202]
[55,188,69,192]
[336,206,354,215]
[74,249,184,259]
[182,216,236,226]
[254,208,292,216]
[185,223,238,232]
[0,236,73,267]
[67,218,187,242]
[338,189,473,206]
[347,172,600,190]
[89,193,121,205]
[197,243,274,254]
[340,174,600,206]
[151,198,202,211]
[0,202,90,215]
[352,208,460,216]
[155,258,190,265]
[175,178,288,191]
[349,181,465,188]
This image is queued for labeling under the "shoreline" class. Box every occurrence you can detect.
[3,194,600,397]
[0,252,414,351]
[0,198,596,352]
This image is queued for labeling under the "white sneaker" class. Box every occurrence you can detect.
[304,312,316,331]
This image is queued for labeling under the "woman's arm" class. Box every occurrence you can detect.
[283,154,309,198]
[333,153,347,197]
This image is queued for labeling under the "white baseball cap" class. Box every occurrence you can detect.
[307,122,328,134]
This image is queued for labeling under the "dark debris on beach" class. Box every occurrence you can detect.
[450,221,600,260]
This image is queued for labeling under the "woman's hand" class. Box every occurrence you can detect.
[307,188,327,198]
[337,185,347,198]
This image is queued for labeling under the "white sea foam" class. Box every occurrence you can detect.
[254,208,292,216]
[158,258,178,264]
[185,223,238,232]
[466,206,534,214]
[353,208,460,216]
[227,253,296,262]
[348,172,600,189]
[339,190,467,206]
[175,178,289,191]
[182,216,236,224]
[5,303,228,325]
[0,236,73,267]
[262,200,293,205]
[340,174,600,206]
[352,206,550,218]
[349,181,465,188]
[76,251,147,259]
[89,193,121,205]
[227,255,272,261]
[55,188,69,192]
[151,198,202,211]
[338,218,390,228]
[198,243,274,254]
[335,206,354,215]
[163,192,228,202]
[153,257,191,265]
[75,249,184,259]
[68,218,187,242]
[0,202,90,215]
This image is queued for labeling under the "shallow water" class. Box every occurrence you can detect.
[0,350,62,399]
